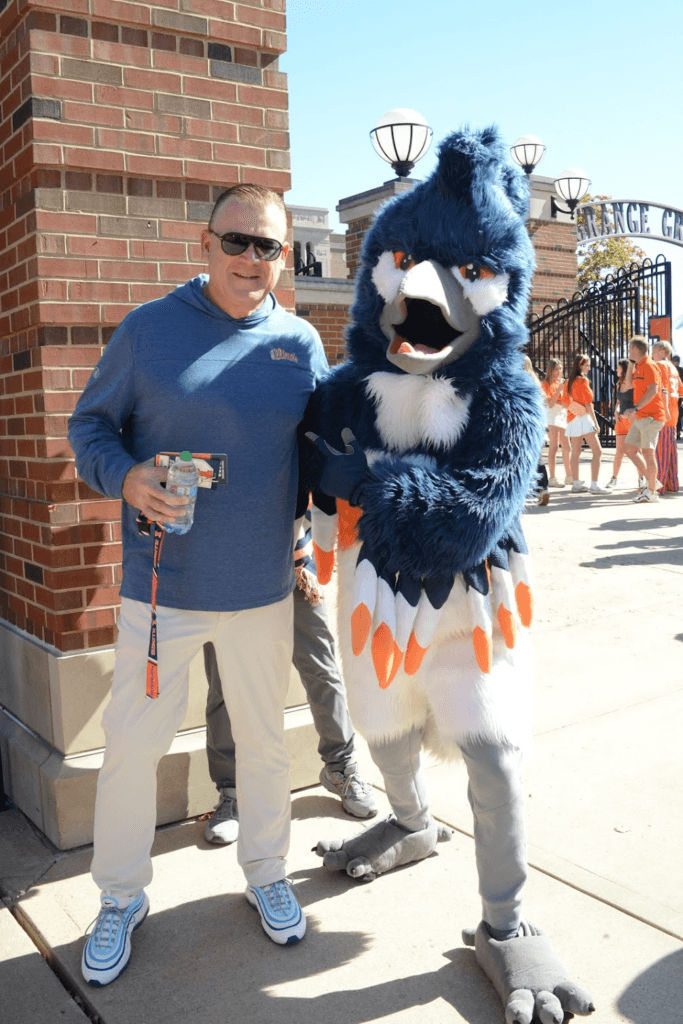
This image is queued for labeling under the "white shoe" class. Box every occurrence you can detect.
[571,481,588,492]
[634,489,659,503]
[606,477,618,488]
[590,482,612,494]
[564,476,574,486]
[638,476,647,490]
[547,476,563,488]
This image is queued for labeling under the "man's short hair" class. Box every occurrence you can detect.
[208,184,286,232]
[653,339,672,358]
[629,336,648,355]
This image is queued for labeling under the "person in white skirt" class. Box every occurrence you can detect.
[564,354,611,494]
[541,358,572,487]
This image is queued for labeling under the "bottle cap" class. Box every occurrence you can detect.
[179,451,193,461]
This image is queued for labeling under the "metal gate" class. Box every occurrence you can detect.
[527,256,672,446]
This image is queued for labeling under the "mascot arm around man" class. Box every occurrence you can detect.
[300,126,595,1024]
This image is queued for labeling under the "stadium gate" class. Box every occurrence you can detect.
[527,256,672,447]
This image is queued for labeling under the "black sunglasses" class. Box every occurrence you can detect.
[208,229,284,261]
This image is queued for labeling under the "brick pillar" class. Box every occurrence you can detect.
[0,0,323,848]
[527,174,578,317]
[337,179,415,281]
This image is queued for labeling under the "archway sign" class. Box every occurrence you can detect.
[577,199,683,249]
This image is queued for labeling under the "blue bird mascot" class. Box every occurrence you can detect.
[300,126,595,1024]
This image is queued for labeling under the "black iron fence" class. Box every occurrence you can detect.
[527,256,672,446]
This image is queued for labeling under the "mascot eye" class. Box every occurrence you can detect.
[393,251,415,272]
[459,263,495,282]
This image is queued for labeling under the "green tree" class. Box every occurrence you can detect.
[576,195,646,289]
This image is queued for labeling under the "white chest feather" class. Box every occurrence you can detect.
[365,372,471,452]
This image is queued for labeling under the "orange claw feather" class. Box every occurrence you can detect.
[497,605,516,649]
[337,499,362,550]
[404,632,428,676]
[312,543,335,586]
[515,581,533,627]
[471,625,492,673]
[372,623,400,689]
[351,603,372,656]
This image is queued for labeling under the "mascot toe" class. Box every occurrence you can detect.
[315,814,452,881]
[301,125,594,1020]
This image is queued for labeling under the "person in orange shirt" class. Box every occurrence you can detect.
[564,353,611,494]
[541,359,571,487]
[623,336,667,503]
[652,339,679,493]
[607,358,645,490]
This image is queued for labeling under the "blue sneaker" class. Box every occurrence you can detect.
[81,892,149,985]
[245,879,306,945]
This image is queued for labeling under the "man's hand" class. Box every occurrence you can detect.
[122,459,188,522]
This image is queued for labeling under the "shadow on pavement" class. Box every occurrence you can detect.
[617,946,683,1024]
[42,894,499,1024]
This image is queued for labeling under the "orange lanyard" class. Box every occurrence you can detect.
[145,522,165,699]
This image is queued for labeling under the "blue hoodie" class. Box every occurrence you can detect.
[69,276,328,611]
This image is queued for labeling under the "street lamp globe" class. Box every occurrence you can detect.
[510,135,545,176]
[370,108,433,178]
[553,168,591,213]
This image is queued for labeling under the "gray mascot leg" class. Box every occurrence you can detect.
[460,741,594,1023]
[315,727,451,880]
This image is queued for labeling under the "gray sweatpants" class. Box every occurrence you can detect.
[205,584,356,788]
[369,728,527,933]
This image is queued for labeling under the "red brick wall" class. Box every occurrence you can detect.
[295,301,350,365]
[527,218,578,317]
[0,0,290,651]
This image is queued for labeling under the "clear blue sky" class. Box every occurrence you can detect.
[282,0,683,344]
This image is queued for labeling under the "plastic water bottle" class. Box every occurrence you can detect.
[163,451,199,535]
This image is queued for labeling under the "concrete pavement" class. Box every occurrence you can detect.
[2,449,682,1023]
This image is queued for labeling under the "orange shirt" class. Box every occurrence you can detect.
[566,376,593,423]
[632,355,666,421]
[655,359,679,426]
[541,379,566,405]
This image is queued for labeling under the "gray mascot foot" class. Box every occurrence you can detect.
[462,921,595,1023]
[315,814,452,881]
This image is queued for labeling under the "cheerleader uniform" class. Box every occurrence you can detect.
[541,379,567,429]
[565,376,597,438]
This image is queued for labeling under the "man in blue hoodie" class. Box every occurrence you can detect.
[69,184,327,985]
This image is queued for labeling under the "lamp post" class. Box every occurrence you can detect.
[370,108,433,179]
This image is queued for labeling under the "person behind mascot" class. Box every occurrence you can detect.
[300,126,595,1024]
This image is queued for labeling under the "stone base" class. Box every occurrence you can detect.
[0,618,321,850]
[0,705,320,851]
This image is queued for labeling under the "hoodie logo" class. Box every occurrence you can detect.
[270,348,298,363]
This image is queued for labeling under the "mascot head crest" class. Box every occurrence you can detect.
[348,125,534,377]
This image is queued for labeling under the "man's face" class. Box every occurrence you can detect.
[629,343,643,362]
[201,199,289,319]
[652,346,664,362]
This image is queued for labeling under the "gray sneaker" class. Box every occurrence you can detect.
[320,763,378,819]
[204,788,239,844]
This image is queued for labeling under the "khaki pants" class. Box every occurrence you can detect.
[91,595,293,897]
